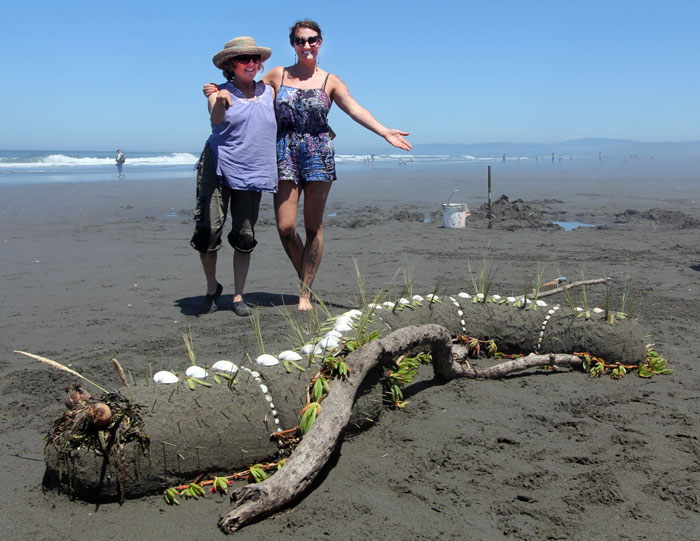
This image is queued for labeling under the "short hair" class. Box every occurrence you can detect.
[289,20,323,45]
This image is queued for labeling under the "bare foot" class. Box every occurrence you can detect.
[297,297,313,311]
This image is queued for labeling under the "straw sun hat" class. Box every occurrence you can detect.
[212,36,272,69]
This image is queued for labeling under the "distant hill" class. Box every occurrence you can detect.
[345,138,700,159]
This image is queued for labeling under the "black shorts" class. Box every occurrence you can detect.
[190,144,263,254]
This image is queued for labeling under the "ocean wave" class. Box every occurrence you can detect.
[335,154,472,163]
[0,152,198,169]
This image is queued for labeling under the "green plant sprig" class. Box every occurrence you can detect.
[454,334,499,358]
[383,352,433,408]
[578,348,671,379]
[163,461,285,505]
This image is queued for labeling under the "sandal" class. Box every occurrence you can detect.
[232,300,251,317]
[204,283,223,313]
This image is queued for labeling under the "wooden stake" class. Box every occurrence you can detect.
[487,165,493,226]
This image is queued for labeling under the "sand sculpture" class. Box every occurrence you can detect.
[33,279,669,533]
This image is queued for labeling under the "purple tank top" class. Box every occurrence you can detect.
[207,81,277,192]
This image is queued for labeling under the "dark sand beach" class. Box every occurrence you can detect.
[1,161,699,539]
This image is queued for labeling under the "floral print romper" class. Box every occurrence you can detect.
[276,70,336,184]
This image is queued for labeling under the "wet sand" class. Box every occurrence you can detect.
[1,161,699,539]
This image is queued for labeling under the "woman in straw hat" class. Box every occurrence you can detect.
[205,20,411,311]
[191,36,277,316]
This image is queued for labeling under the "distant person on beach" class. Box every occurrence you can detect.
[115,149,125,178]
[191,36,277,316]
[204,20,412,310]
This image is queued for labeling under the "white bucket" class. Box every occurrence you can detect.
[442,203,470,229]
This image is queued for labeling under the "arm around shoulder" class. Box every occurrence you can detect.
[261,66,284,93]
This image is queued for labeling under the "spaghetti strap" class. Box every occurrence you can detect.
[321,73,330,90]
[281,69,287,87]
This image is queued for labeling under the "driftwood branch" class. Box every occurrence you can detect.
[535,277,609,299]
[219,324,582,533]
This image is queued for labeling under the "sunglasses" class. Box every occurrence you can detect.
[293,35,321,47]
[233,54,261,64]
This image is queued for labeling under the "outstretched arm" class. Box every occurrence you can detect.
[329,74,411,151]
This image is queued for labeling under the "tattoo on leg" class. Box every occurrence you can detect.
[280,233,297,257]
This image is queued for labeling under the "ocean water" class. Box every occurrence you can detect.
[0,149,511,185]
[2,149,689,206]
[0,150,200,184]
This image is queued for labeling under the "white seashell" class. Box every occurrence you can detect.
[334,322,353,332]
[335,316,353,326]
[211,360,238,373]
[412,294,424,302]
[491,295,502,301]
[313,344,326,355]
[153,371,179,384]
[346,309,363,317]
[185,366,207,379]
[269,402,275,409]
[249,370,260,378]
[325,330,343,339]
[274,418,280,424]
[382,301,395,308]
[548,309,556,315]
[300,344,315,354]
[256,354,279,367]
[272,410,277,416]
[457,310,464,316]
[458,292,471,299]
[259,384,269,394]
[426,294,440,301]
[265,394,273,402]
[398,298,411,305]
[593,307,604,313]
[576,307,584,312]
[536,300,547,307]
[367,303,383,310]
[476,293,485,300]
[318,336,340,349]
[507,296,517,303]
[279,350,303,361]
[525,298,532,304]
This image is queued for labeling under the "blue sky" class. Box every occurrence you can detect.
[1,0,698,153]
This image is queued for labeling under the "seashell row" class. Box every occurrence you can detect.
[153,289,613,386]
